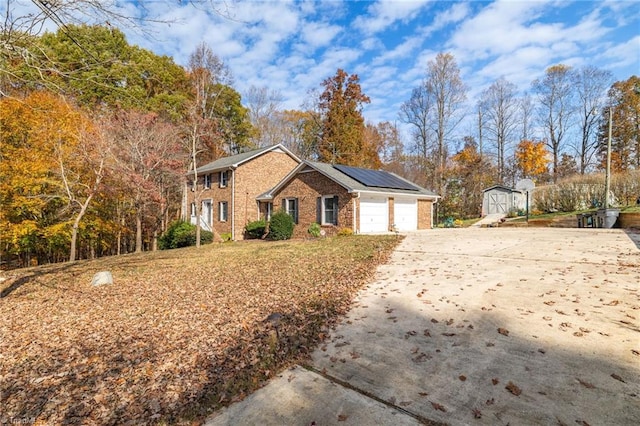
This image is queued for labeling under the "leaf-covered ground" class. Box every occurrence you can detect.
[0,236,400,425]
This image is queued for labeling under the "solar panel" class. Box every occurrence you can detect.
[334,164,420,191]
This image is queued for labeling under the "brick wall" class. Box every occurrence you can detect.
[233,151,298,239]
[187,149,298,240]
[418,199,434,229]
[272,170,354,238]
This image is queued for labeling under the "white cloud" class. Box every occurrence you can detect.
[300,21,342,49]
[353,0,432,35]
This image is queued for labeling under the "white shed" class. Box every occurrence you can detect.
[482,185,526,216]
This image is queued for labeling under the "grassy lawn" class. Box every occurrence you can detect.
[0,235,401,425]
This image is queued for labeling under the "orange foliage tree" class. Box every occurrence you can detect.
[515,139,550,181]
[0,91,108,264]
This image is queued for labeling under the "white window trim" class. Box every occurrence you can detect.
[190,202,196,217]
[219,201,228,222]
[202,199,213,225]
[266,202,273,221]
[219,171,228,188]
[204,174,212,189]
[321,195,337,225]
[284,198,298,223]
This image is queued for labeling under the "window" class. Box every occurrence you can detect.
[202,200,213,225]
[204,174,212,189]
[282,198,298,224]
[266,202,273,221]
[219,170,229,188]
[219,201,228,222]
[190,202,196,217]
[321,195,338,225]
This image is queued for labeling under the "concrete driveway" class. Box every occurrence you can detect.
[207,228,640,426]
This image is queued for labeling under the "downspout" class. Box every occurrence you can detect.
[231,167,236,241]
[353,192,360,234]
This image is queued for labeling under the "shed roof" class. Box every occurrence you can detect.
[483,184,522,193]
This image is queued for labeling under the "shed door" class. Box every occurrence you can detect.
[393,198,418,231]
[488,191,508,214]
[360,196,388,233]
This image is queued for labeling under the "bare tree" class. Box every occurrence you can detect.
[519,92,535,141]
[572,65,613,174]
[532,64,575,182]
[245,85,284,147]
[1,0,230,96]
[479,77,519,183]
[400,83,432,159]
[425,52,467,195]
[185,42,233,247]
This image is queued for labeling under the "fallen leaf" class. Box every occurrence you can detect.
[492,378,499,385]
[459,375,467,381]
[577,378,595,389]
[497,328,509,336]
[431,402,446,412]
[337,414,348,421]
[611,373,626,383]
[472,408,482,419]
[506,381,522,396]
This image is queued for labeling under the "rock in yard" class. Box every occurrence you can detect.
[91,271,113,287]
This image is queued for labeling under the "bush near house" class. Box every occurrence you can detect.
[268,211,294,240]
[245,220,267,239]
[159,221,213,249]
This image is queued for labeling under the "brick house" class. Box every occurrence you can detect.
[184,144,300,240]
[257,161,439,238]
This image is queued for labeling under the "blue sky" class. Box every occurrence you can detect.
[6,1,640,141]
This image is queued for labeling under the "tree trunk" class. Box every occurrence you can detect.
[136,207,143,253]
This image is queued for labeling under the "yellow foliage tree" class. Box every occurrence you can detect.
[515,139,550,181]
[0,91,106,264]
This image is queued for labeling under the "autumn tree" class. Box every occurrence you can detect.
[109,110,183,253]
[0,91,111,263]
[572,66,613,174]
[514,139,550,182]
[479,77,519,183]
[245,85,284,147]
[278,109,321,160]
[426,53,467,193]
[596,76,640,171]
[444,137,496,219]
[532,64,575,182]
[318,69,375,167]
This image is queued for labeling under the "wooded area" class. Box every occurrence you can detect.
[1,7,639,268]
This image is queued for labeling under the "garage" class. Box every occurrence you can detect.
[360,195,388,233]
[393,198,418,231]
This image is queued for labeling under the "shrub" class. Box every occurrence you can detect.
[308,222,321,238]
[268,210,294,240]
[220,232,232,242]
[245,219,266,239]
[159,221,212,249]
[337,227,353,236]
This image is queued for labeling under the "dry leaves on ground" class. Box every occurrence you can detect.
[0,236,400,425]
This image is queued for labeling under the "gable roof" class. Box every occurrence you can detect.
[258,160,439,200]
[483,184,522,193]
[193,144,300,174]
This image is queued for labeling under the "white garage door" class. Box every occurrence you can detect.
[360,196,388,233]
[394,198,418,231]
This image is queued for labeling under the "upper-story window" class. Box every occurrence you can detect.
[204,174,212,189]
[220,170,229,188]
